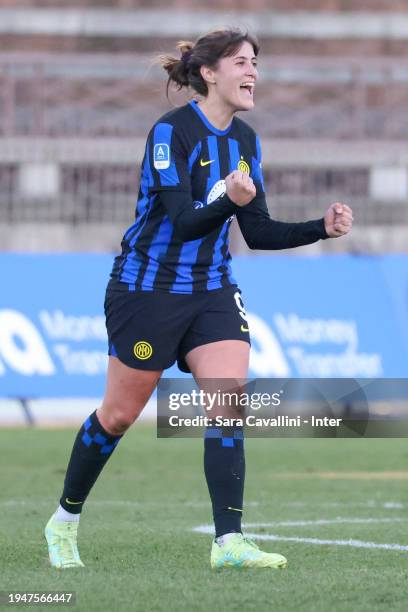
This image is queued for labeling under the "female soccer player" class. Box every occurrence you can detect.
[45,28,353,570]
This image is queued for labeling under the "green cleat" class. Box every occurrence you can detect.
[211,533,287,570]
[44,516,84,569]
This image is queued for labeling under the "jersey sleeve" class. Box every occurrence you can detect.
[148,122,191,192]
[160,191,238,241]
[237,193,328,250]
[147,120,239,241]
[238,135,328,249]
[251,133,265,195]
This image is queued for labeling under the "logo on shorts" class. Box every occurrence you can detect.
[153,143,170,170]
[237,156,250,174]
[234,291,250,334]
[133,341,153,360]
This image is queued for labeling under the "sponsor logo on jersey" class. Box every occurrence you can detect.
[207,179,226,205]
[133,341,153,360]
[153,143,170,170]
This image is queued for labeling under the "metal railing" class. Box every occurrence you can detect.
[1,163,405,226]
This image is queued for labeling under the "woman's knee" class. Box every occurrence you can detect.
[98,357,162,435]
[97,402,142,436]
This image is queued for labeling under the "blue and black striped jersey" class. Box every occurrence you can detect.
[111,100,327,293]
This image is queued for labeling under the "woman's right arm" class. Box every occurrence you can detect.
[159,170,256,241]
[148,122,244,241]
[159,190,238,241]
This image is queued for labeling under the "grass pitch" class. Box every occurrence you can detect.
[1,425,408,612]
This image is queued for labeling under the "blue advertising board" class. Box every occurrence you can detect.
[0,254,407,397]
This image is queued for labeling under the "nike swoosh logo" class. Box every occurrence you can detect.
[200,159,214,167]
[65,498,83,505]
[240,325,249,333]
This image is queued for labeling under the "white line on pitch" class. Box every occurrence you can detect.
[244,533,408,552]
[282,501,405,509]
[243,518,407,527]
[193,518,406,531]
[193,522,408,552]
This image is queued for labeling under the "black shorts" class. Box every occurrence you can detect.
[104,280,251,373]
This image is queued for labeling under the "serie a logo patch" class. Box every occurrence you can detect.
[154,143,170,170]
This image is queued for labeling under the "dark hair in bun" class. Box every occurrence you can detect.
[157,28,259,98]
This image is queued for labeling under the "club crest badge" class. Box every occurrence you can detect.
[237,156,250,174]
[133,341,153,360]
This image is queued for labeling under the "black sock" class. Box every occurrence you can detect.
[59,410,122,514]
[204,427,245,538]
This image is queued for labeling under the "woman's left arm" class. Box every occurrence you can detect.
[240,132,353,250]
[236,192,353,250]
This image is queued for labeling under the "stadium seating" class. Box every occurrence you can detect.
[0,0,407,253]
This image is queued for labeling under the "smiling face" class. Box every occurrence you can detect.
[200,41,258,112]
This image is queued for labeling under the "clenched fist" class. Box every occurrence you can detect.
[225,171,256,207]
[324,202,354,238]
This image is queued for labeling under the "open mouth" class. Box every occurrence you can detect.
[240,82,255,97]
